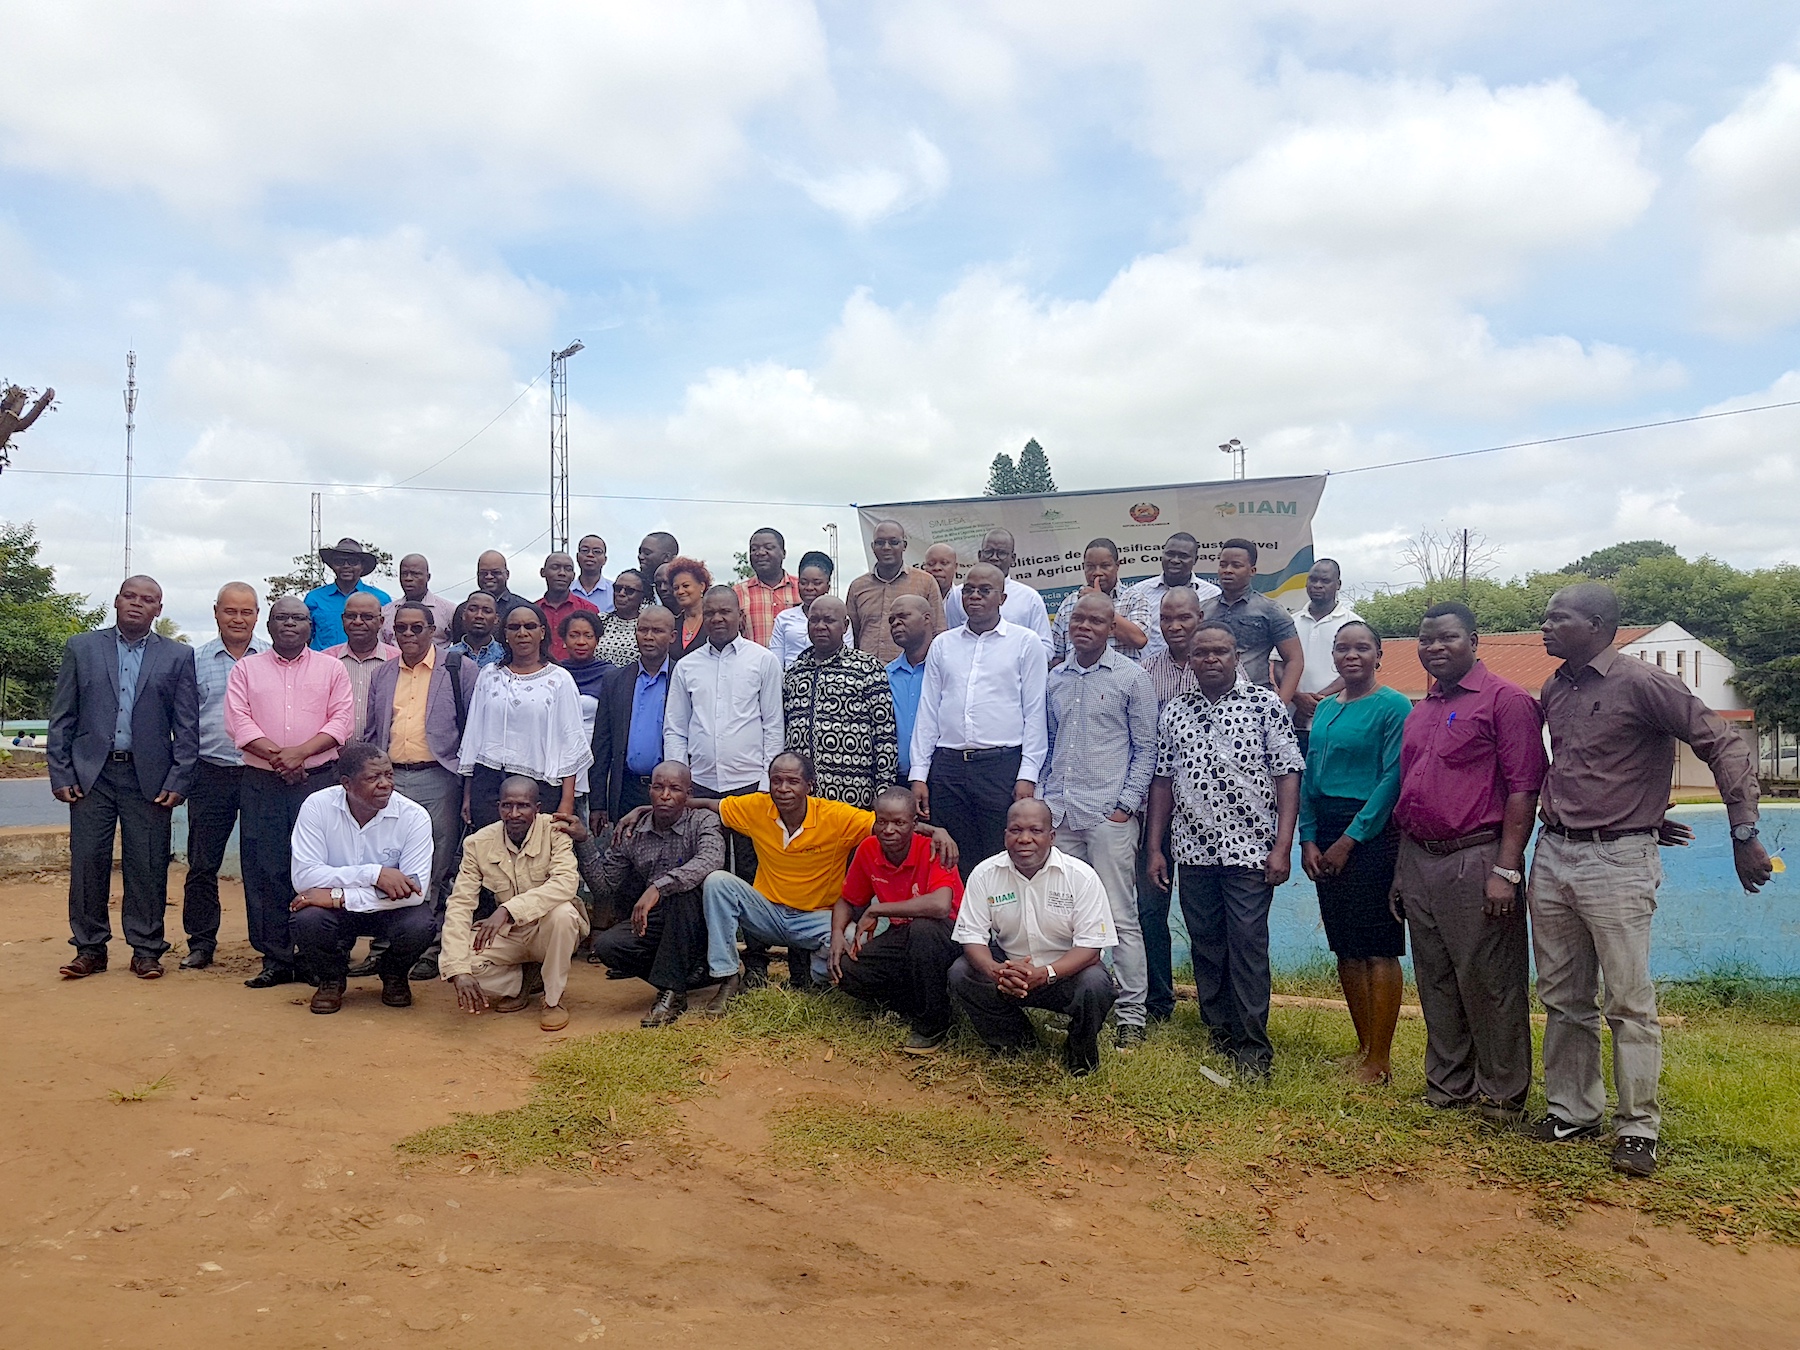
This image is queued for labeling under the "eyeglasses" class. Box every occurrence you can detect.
[393,622,428,635]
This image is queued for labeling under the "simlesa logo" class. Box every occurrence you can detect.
[1129,502,1160,523]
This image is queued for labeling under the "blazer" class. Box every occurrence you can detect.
[590,660,669,820]
[47,628,199,799]
[358,649,480,774]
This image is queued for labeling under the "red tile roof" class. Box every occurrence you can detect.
[1376,628,1654,701]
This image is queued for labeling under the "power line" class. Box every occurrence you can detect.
[330,363,552,497]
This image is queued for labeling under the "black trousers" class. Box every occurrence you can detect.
[589,886,709,992]
[239,764,335,969]
[68,756,173,959]
[291,903,435,983]
[926,747,1022,882]
[1136,828,1175,1021]
[1178,864,1275,1072]
[468,764,562,830]
[616,772,654,819]
[948,954,1116,1071]
[180,760,245,953]
[836,917,958,1037]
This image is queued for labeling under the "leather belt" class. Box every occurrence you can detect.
[1409,828,1500,857]
[937,745,1021,763]
[1541,822,1656,843]
[389,760,439,771]
[107,750,134,762]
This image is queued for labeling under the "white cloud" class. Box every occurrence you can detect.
[0,0,828,213]
[1690,64,1800,333]
[779,129,951,226]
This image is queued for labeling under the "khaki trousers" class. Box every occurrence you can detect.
[468,901,588,1007]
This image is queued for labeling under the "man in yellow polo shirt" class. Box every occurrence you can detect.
[674,750,956,1012]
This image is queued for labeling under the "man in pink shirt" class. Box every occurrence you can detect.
[225,595,355,988]
[1390,601,1547,1124]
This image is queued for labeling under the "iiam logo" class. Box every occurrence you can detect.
[1217,500,1297,517]
[1129,502,1160,523]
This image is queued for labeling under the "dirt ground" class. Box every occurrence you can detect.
[5,871,1799,1349]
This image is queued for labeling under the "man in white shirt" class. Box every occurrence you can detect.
[572,534,614,613]
[287,742,435,1014]
[949,799,1117,1075]
[1123,532,1222,663]
[910,564,1048,880]
[943,528,1053,658]
[1288,557,1359,754]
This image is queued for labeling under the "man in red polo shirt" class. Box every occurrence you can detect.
[830,784,964,1054]
[538,551,600,662]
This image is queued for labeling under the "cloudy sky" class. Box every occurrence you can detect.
[3,1,1799,634]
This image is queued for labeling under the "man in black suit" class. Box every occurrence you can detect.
[48,575,199,979]
[590,606,677,841]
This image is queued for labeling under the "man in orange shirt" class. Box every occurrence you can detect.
[733,527,802,647]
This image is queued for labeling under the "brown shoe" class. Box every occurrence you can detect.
[490,994,531,1013]
[380,975,413,1008]
[310,980,347,1014]
[539,1003,570,1032]
[59,950,108,979]
[130,954,164,980]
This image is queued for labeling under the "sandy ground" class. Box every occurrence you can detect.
[5,871,1800,1349]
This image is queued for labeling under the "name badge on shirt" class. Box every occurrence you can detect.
[989,890,1019,908]
[1047,889,1075,912]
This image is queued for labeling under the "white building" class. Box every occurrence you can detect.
[1615,622,1745,711]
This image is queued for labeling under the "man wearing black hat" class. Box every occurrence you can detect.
[306,537,392,652]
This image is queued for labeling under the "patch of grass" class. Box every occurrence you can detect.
[1658,967,1800,1025]
[769,1096,1039,1176]
[108,1071,172,1104]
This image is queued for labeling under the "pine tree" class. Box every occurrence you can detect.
[1014,438,1057,493]
[984,452,1019,496]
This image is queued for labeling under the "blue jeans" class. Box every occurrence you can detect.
[702,871,833,980]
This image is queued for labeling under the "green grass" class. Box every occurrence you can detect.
[398,977,1800,1244]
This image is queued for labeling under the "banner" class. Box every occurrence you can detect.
[858,474,1329,612]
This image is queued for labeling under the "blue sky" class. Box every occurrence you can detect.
[2,1,1798,634]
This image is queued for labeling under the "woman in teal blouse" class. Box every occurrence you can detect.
[1299,620,1412,1085]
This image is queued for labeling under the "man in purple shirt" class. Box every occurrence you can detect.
[1390,602,1546,1123]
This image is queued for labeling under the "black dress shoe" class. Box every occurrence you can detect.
[408,956,439,981]
[178,948,214,970]
[641,989,687,1028]
[380,975,413,1008]
[345,955,381,978]
[244,966,297,989]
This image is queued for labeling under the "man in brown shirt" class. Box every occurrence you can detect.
[1528,583,1771,1176]
[845,519,945,663]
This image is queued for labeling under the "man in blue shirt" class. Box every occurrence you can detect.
[591,606,678,836]
[448,591,506,666]
[305,537,391,651]
[885,595,933,781]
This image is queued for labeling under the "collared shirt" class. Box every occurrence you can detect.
[1540,646,1758,832]
[304,580,392,651]
[594,612,641,669]
[450,637,506,668]
[783,644,899,809]
[945,576,1054,658]
[845,567,946,664]
[224,647,355,771]
[193,635,266,766]
[768,605,811,669]
[571,574,613,613]
[1293,599,1362,728]
[1043,647,1158,830]
[1155,681,1305,868]
[664,635,785,791]
[380,591,455,647]
[112,630,150,752]
[324,641,400,741]
[1202,590,1298,688]
[459,663,592,784]
[626,657,672,776]
[439,815,584,978]
[886,651,928,778]
[1393,660,1547,843]
[1052,584,1146,665]
[538,592,601,662]
[909,619,1049,783]
[719,793,874,911]
[734,572,802,647]
[289,785,433,912]
[953,847,1115,965]
[389,646,435,764]
[842,833,964,921]
[1126,575,1223,662]
[596,806,726,901]
[1141,649,1200,713]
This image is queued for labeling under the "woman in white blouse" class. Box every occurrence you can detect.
[769,551,834,668]
[460,602,592,829]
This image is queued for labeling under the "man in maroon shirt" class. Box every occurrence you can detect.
[1390,602,1546,1122]
[538,551,600,663]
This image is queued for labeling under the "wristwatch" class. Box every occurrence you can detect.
[1732,823,1760,843]
[1491,866,1523,885]
[329,887,346,908]
[1045,964,1058,984]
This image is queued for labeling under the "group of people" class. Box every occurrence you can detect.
[47,521,1770,1176]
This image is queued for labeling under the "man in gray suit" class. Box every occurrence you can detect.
[48,575,199,979]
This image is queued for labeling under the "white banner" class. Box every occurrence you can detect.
[858,474,1329,612]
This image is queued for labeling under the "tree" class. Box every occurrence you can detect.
[0,521,104,718]
[984,452,1019,496]
[1399,527,1501,587]
[265,543,394,599]
[1359,573,1569,640]
[732,550,753,581]
[1562,539,1678,579]
[152,616,190,644]
[1612,554,1749,649]
[1014,438,1057,493]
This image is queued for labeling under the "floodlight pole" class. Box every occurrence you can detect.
[123,352,137,575]
[549,341,585,553]
[1218,437,1246,481]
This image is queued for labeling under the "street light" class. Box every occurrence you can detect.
[1218,438,1245,481]
[550,340,586,551]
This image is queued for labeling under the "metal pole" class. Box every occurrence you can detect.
[824,523,839,595]
[310,493,322,585]
[123,351,137,575]
[1460,528,1469,596]
[548,341,584,555]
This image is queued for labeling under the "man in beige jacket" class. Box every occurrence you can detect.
[440,774,588,1030]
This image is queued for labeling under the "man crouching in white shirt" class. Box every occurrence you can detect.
[949,799,1117,1076]
[288,742,435,1014]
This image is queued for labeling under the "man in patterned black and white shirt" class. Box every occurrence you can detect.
[1145,621,1302,1077]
